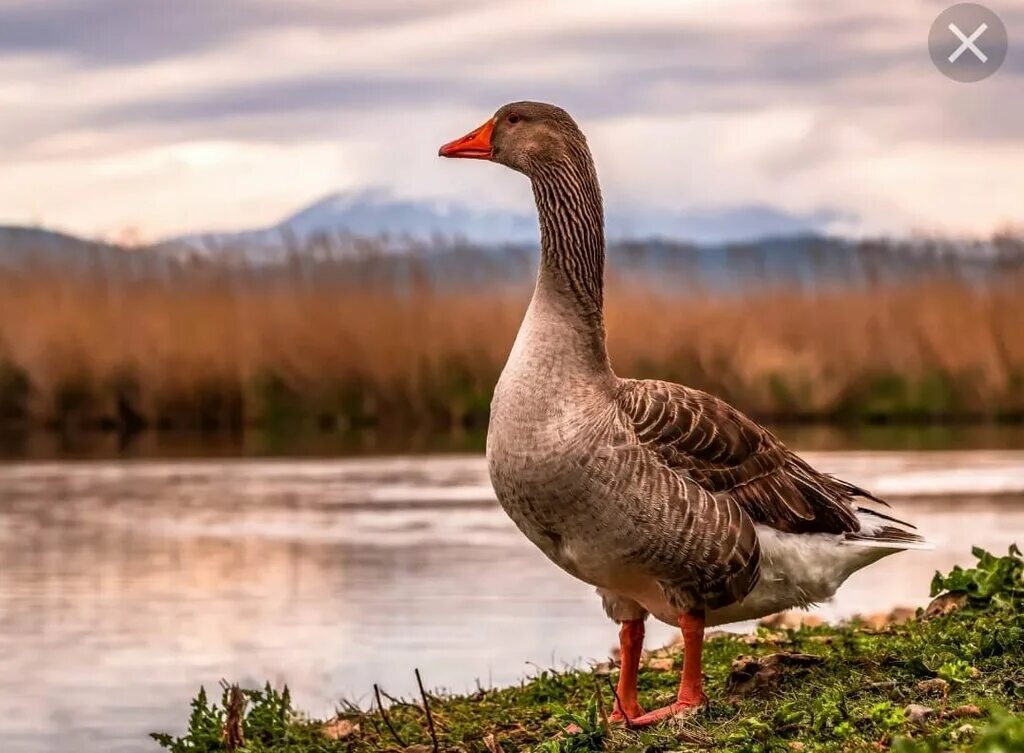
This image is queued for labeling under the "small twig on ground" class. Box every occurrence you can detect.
[483,732,505,753]
[373,683,407,748]
[362,710,386,751]
[591,677,611,736]
[603,677,633,730]
[338,699,361,714]
[380,687,416,709]
[849,680,898,697]
[415,668,440,753]
[673,725,714,746]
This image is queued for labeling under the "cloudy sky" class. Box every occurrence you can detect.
[2,0,1023,241]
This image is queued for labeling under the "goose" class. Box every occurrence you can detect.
[439,102,927,726]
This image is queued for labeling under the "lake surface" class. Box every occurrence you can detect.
[2,449,1024,753]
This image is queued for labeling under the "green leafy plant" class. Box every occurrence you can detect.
[931,545,1024,606]
[722,715,781,753]
[866,700,909,732]
[891,735,944,753]
[893,707,1024,753]
[973,706,1024,753]
[151,686,225,753]
[534,700,606,753]
[152,683,329,753]
[937,659,977,686]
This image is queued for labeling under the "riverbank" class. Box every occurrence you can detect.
[4,422,1024,462]
[153,547,1022,753]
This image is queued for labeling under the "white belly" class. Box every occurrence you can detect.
[634,525,899,627]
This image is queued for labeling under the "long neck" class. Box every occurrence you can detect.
[527,151,611,377]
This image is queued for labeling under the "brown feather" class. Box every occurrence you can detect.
[618,379,867,535]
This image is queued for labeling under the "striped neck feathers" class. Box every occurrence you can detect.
[528,148,611,375]
[531,150,606,319]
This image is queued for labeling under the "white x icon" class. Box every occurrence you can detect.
[948,22,988,63]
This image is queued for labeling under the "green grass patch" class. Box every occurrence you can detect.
[155,547,1023,753]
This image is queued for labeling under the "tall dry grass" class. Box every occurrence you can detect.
[0,258,1021,431]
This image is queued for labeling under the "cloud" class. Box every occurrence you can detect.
[0,0,475,64]
[0,0,1021,239]
[83,10,929,128]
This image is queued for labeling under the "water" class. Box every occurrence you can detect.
[2,449,1024,752]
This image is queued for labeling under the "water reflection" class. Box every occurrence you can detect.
[1,452,1023,753]
[2,422,1023,461]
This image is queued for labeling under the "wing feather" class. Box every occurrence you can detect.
[618,379,869,536]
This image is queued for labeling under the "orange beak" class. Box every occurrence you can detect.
[438,118,495,160]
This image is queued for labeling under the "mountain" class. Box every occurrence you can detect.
[5,198,1010,290]
[283,189,540,245]
[165,189,536,259]
[168,188,847,257]
[0,225,126,268]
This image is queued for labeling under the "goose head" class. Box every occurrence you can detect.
[438,101,587,177]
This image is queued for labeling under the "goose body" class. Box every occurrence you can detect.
[441,101,926,724]
[488,313,915,628]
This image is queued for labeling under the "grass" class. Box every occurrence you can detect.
[154,546,1024,753]
[0,250,1022,433]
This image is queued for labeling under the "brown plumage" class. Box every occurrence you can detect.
[619,379,871,535]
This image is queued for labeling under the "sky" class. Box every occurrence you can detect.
[1,0,1023,242]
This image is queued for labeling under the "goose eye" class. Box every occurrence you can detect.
[507,113,521,124]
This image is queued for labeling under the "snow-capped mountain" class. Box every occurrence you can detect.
[169,188,846,255]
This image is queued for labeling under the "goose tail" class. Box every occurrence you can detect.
[844,506,934,551]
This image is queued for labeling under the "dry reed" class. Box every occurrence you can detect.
[0,257,1021,431]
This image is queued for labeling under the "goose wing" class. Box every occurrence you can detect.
[618,378,877,536]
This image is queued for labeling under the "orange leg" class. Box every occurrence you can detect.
[630,610,707,726]
[610,619,645,723]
